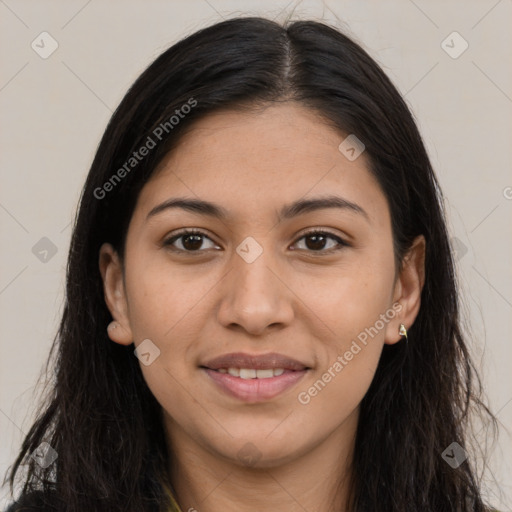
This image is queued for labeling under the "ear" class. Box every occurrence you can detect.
[98,243,133,346]
[385,235,426,345]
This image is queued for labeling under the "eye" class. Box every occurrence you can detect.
[292,230,349,253]
[163,228,349,254]
[163,229,220,252]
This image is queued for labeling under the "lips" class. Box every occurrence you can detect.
[200,352,310,403]
[202,352,309,371]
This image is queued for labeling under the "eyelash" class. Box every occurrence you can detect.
[162,228,349,255]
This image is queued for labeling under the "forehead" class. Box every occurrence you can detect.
[134,103,389,226]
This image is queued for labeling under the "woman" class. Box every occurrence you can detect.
[4,16,499,512]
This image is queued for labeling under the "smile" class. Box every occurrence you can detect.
[215,367,285,378]
[202,368,308,402]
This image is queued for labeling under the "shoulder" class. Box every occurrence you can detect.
[4,490,57,512]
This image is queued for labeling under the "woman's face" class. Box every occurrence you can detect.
[101,103,424,469]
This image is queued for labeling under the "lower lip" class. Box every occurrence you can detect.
[203,368,308,403]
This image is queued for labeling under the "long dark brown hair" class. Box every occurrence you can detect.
[4,17,498,512]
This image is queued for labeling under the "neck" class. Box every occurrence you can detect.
[165,409,358,512]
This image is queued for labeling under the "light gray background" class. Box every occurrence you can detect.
[1,0,511,509]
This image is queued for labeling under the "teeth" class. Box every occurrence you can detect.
[239,368,257,379]
[256,369,273,379]
[220,368,286,379]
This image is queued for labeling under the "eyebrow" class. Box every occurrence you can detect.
[146,195,369,222]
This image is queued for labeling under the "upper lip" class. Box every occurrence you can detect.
[201,352,310,371]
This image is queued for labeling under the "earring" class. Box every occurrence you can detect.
[108,321,119,331]
[399,323,408,341]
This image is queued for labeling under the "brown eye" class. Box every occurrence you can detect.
[293,231,348,253]
[164,230,219,252]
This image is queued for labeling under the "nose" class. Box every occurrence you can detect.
[216,245,294,336]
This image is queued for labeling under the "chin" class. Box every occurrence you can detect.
[212,433,311,470]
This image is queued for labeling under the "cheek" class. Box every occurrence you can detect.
[308,250,396,344]
[124,255,216,342]
[123,260,211,423]
[296,263,393,424]
[123,256,222,398]
[295,342,381,443]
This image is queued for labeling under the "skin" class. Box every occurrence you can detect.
[99,103,425,512]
